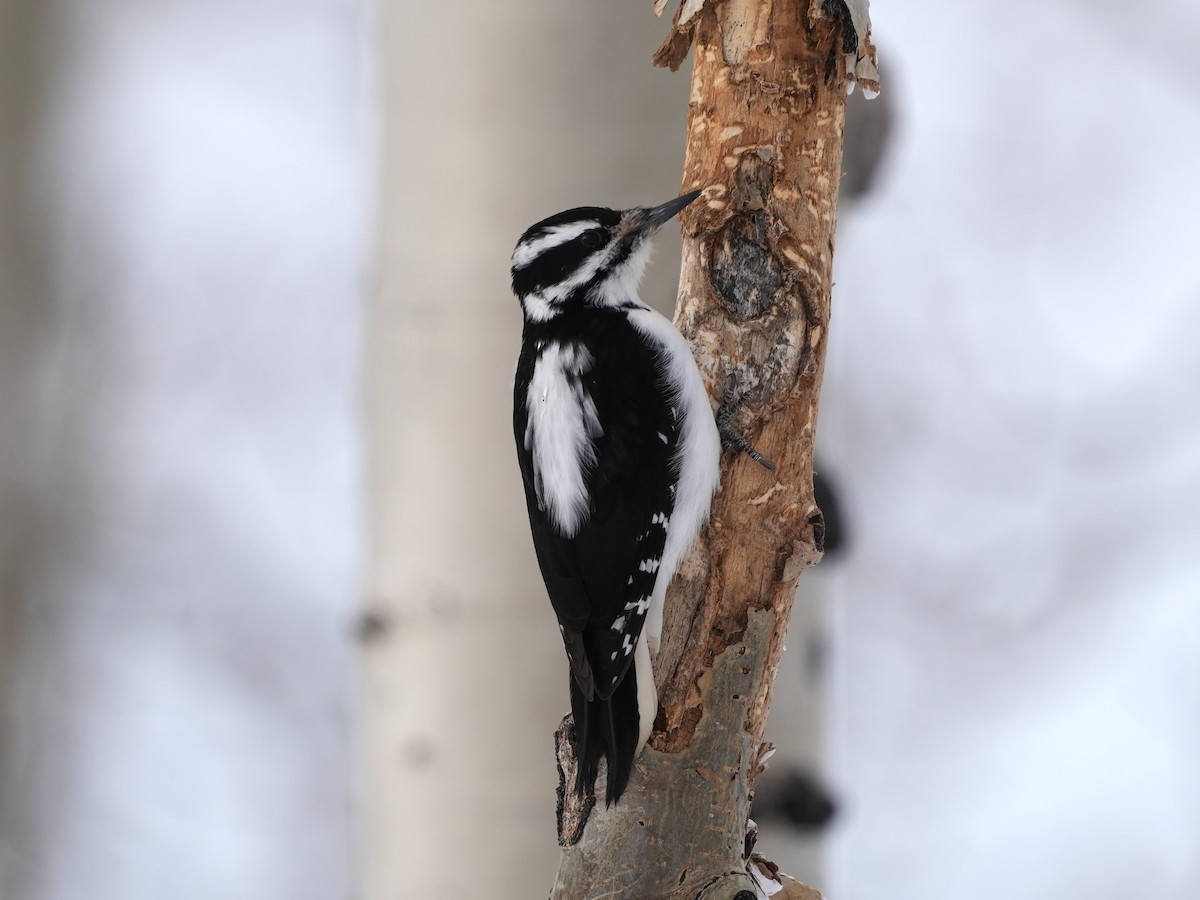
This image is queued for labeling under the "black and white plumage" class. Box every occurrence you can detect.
[511,191,721,805]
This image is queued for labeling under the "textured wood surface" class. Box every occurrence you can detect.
[552,1,847,896]
[657,0,844,765]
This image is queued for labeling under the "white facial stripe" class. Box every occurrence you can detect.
[521,242,612,320]
[524,341,602,537]
[540,241,620,303]
[511,221,599,269]
[589,239,653,310]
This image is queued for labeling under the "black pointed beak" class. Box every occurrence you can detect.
[643,189,703,229]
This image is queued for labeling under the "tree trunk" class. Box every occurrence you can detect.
[552,2,874,897]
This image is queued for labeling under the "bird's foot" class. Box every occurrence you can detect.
[717,387,775,471]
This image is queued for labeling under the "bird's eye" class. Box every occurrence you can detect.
[581,231,602,249]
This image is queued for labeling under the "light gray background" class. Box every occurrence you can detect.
[1,1,1198,899]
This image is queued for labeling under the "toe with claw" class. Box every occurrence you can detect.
[717,387,775,471]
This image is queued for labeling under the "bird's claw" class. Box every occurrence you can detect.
[717,387,775,471]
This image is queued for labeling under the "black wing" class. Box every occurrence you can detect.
[513,314,678,701]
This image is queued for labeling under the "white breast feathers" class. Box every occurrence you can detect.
[524,341,602,537]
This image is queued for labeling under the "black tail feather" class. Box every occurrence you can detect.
[568,668,641,805]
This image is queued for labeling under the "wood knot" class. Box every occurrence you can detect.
[808,511,826,556]
[711,215,783,320]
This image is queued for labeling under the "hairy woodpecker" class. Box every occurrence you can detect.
[511,190,721,805]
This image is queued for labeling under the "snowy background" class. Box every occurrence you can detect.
[1,1,1198,899]
[820,2,1200,897]
[0,2,371,899]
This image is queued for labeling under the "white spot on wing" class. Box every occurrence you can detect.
[624,595,650,615]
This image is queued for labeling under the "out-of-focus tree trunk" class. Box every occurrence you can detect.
[0,2,49,879]
[551,3,875,897]
[1,5,366,898]
[362,3,690,898]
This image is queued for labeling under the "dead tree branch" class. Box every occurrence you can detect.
[553,2,876,897]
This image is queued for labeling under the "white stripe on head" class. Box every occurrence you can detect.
[520,241,615,320]
[540,243,616,303]
[511,221,599,269]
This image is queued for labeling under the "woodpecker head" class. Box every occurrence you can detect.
[510,190,702,322]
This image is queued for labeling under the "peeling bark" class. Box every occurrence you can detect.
[552,1,854,897]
